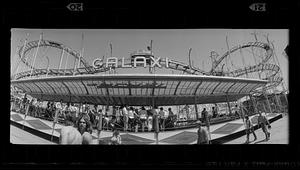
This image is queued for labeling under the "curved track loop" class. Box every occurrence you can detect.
[212,41,282,90]
[212,41,273,72]
[14,39,282,91]
[18,39,91,70]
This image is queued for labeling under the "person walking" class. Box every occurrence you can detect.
[257,111,271,141]
[244,115,257,143]
[196,121,210,144]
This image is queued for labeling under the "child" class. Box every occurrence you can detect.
[110,129,122,145]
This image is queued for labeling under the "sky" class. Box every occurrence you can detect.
[10,29,289,89]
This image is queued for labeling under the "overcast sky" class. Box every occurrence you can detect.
[10,29,288,89]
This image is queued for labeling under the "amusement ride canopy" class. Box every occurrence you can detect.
[11,31,286,107]
[11,74,267,106]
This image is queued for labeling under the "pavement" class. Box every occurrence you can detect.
[225,114,288,144]
[10,111,286,145]
[10,125,55,144]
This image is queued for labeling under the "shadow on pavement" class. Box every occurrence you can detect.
[254,139,267,144]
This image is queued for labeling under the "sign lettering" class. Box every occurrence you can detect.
[92,56,171,70]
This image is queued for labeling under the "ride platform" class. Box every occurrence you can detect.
[10,111,283,145]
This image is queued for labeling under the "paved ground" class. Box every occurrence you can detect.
[225,115,288,144]
[10,111,286,145]
[10,125,55,144]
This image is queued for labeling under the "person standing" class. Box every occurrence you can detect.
[139,106,148,132]
[116,106,121,123]
[167,107,175,127]
[201,108,210,131]
[201,108,211,141]
[93,106,102,140]
[59,125,83,144]
[197,121,210,144]
[64,103,74,126]
[59,114,93,145]
[212,107,217,118]
[21,94,27,113]
[151,106,160,144]
[88,105,96,129]
[239,104,245,123]
[122,106,129,132]
[234,105,240,118]
[257,112,271,141]
[158,107,166,131]
[147,108,153,132]
[128,107,135,131]
[168,107,174,117]
[244,115,257,143]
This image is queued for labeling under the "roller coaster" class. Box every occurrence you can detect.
[12,33,286,97]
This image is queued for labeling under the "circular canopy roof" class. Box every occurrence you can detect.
[11,74,267,106]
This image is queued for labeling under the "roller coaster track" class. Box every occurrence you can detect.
[210,41,282,90]
[13,39,283,91]
[18,39,91,70]
[211,41,273,72]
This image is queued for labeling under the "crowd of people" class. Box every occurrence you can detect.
[11,95,273,145]
[12,96,184,132]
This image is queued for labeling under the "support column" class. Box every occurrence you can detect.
[263,91,272,114]
[151,94,159,144]
[58,48,65,70]
[226,94,232,116]
[152,96,155,108]
[274,93,282,112]
[240,102,245,119]
[73,58,77,76]
[11,97,15,111]
[249,94,258,114]
[14,35,29,79]
[23,100,30,129]
[194,95,199,120]
[30,33,43,77]
[283,92,288,112]
[64,51,70,75]
[214,103,218,117]
[262,101,267,113]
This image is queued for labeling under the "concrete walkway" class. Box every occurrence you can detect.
[10,125,55,144]
[225,115,288,144]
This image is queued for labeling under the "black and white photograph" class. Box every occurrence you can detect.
[3,1,299,169]
[10,29,289,145]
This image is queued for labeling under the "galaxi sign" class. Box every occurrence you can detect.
[92,56,173,69]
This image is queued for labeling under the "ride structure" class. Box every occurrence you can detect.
[10,31,288,131]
